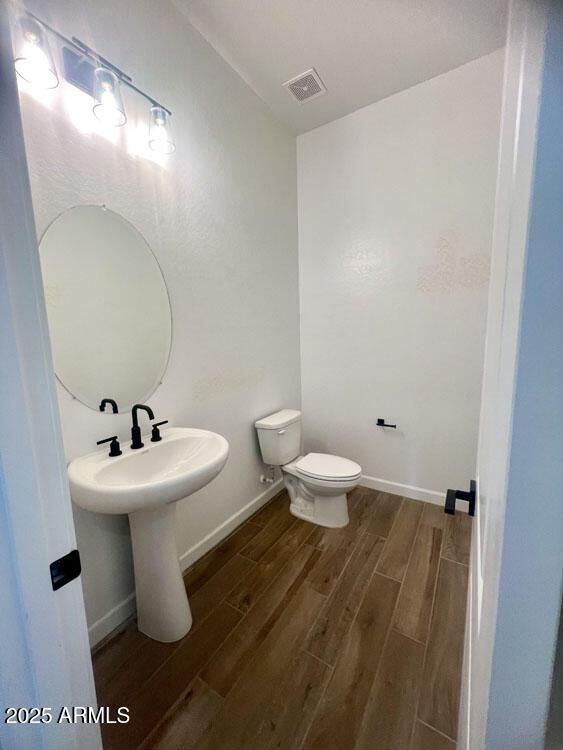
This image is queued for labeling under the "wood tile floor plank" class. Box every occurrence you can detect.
[377,499,424,581]
[302,573,400,750]
[92,619,148,692]
[368,491,403,537]
[393,503,444,643]
[306,524,343,551]
[188,554,255,622]
[305,530,358,597]
[254,650,330,750]
[345,486,380,537]
[102,602,242,750]
[248,490,288,527]
[411,720,456,750]
[226,519,312,613]
[306,532,385,666]
[202,543,321,696]
[238,511,295,562]
[355,630,425,750]
[141,677,223,750]
[183,521,262,594]
[442,512,472,565]
[418,558,469,740]
[98,630,180,709]
[200,585,327,750]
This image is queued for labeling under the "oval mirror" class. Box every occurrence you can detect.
[39,205,172,411]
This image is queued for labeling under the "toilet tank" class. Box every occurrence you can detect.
[255,409,302,466]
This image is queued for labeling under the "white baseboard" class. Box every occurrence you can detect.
[87,480,283,647]
[88,592,136,648]
[178,480,283,571]
[360,474,446,506]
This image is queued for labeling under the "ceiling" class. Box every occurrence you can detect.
[175,0,508,134]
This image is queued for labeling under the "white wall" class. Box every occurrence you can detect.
[297,51,504,501]
[19,0,300,644]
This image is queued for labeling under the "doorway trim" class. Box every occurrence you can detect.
[458,1,548,747]
[0,5,100,749]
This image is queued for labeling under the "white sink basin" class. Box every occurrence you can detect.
[68,427,229,643]
[69,427,229,514]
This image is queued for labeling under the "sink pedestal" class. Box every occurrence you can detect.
[68,428,229,642]
[129,504,192,642]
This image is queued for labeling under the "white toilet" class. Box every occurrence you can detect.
[255,409,362,528]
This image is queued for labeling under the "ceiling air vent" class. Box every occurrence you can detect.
[283,68,326,105]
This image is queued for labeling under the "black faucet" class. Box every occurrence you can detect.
[99,398,118,414]
[130,404,154,449]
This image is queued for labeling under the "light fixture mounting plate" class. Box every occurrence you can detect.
[62,46,95,96]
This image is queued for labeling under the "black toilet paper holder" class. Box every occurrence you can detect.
[376,418,397,429]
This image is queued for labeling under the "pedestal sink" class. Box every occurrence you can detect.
[68,428,229,642]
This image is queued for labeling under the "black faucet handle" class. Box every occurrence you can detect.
[150,420,168,443]
[96,435,122,457]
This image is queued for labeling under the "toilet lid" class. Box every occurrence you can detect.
[295,453,362,481]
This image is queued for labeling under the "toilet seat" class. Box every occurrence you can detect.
[295,453,362,482]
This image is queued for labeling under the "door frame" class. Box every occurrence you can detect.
[458,0,548,748]
[0,5,100,749]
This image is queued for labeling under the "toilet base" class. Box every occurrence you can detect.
[289,492,349,528]
[283,470,350,528]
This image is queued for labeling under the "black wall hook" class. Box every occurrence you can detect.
[377,418,397,429]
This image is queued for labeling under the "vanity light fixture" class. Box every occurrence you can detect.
[13,15,59,89]
[93,67,126,127]
[149,106,175,154]
[12,11,175,151]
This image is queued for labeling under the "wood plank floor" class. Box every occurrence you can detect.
[92,487,471,750]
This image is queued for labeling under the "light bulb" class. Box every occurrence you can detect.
[148,106,175,154]
[14,16,58,89]
[92,67,126,127]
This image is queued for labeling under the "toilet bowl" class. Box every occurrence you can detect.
[255,410,362,528]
